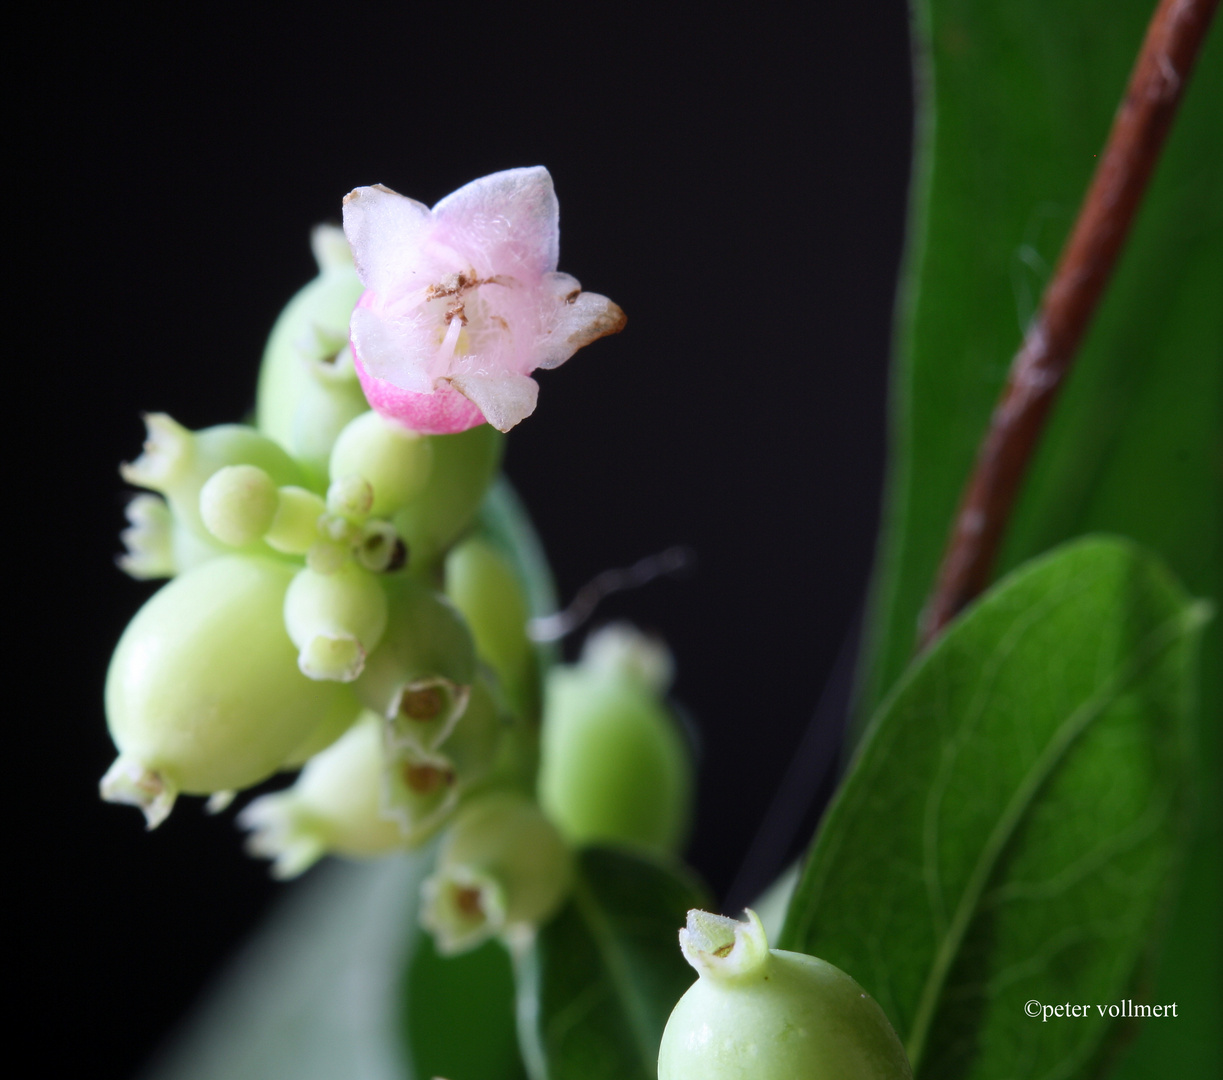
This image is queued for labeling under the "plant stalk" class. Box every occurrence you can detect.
[920,0,1219,648]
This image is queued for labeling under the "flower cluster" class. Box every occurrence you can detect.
[102,172,687,956]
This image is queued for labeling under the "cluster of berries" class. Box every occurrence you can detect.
[102,222,691,957]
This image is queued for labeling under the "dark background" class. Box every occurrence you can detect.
[29,4,912,1076]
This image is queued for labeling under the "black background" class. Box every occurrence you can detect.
[29,4,912,1076]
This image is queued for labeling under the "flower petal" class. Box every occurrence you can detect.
[354,350,487,434]
[350,304,433,394]
[447,372,539,433]
[342,185,433,295]
[432,167,559,281]
[535,286,627,370]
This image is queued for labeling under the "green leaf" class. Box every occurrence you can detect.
[783,538,1207,1079]
[857,2,1221,1069]
[514,848,709,1080]
[401,935,527,1080]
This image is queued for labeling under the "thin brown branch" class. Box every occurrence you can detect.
[919,0,1219,649]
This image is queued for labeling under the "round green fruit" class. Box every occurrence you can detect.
[658,910,912,1080]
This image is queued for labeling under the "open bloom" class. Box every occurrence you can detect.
[343,167,625,434]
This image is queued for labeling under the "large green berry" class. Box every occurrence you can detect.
[538,625,692,855]
[658,910,912,1080]
[102,556,346,826]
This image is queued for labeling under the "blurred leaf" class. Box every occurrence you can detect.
[515,848,708,1080]
[857,1,1221,1069]
[144,855,426,1080]
[401,936,527,1080]
[784,538,1207,1079]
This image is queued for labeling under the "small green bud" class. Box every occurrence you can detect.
[356,578,477,755]
[326,474,374,521]
[329,410,434,517]
[283,561,389,682]
[658,910,912,1080]
[265,486,327,555]
[199,464,279,547]
[445,537,536,719]
[239,711,407,878]
[420,791,573,955]
[255,228,369,488]
[121,414,306,540]
[538,626,692,855]
[391,424,503,569]
[103,556,346,826]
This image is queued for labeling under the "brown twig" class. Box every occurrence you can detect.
[919,0,1219,649]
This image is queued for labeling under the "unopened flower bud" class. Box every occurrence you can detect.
[357,578,476,754]
[390,424,503,569]
[239,711,407,878]
[121,414,304,542]
[537,635,692,855]
[329,410,434,518]
[103,556,347,826]
[255,227,369,487]
[199,464,279,547]
[658,910,912,1080]
[284,561,389,682]
[420,791,573,955]
[265,486,327,555]
[445,537,536,718]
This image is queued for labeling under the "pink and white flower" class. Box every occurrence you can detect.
[342,167,625,434]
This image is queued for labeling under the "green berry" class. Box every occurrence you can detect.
[254,226,368,488]
[281,683,365,768]
[329,410,434,517]
[445,536,537,719]
[357,578,476,756]
[239,710,408,878]
[390,424,503,570]
[102,556,347,826]
[121,413,305,542]
[420,791,573,955]
[538,626,692,855]
[199,464,280,547]
[658,910,912,1080]
[283,561,389,682]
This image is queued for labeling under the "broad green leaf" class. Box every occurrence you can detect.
[401,936,527,1080]
[144,855,427,1080]
[857,2,1221,1069]
[783,538,1207,1079]
[514,848,709,1080]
